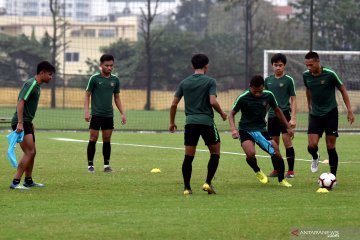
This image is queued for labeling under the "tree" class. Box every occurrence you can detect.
[0,34,50,87]
[292,0,360,50]
[139,0,163,110]
[49,0,68,108]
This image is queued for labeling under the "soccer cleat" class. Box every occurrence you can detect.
[23,182,45,187]
[202,183,216,194]
[267,170,278,177]
[278,179,292,187]
[311,153,320,173]
[10,183,30,190]
[255,170,269,184]
[104,166,113,173]
[88,166,95,173]
[285,171,295,178]
[183,189,192,195]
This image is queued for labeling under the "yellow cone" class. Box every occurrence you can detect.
[316,188,329,193]
[151,168,161,173]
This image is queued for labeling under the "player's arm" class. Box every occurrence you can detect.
[114,93,126,125]
[289,96,297,128]
[305,88,312,112]
[228,110,239,139]
[338,85,355,124]
[210,95,227,121]
[84,91,91,122]
[274,107,294,138]
[16,99,25,132]
[169,96,180,132]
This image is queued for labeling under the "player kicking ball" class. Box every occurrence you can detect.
[228,75,294,187]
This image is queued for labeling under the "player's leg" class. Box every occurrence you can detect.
[87,116,101,172]
[282,133,295,178]
[307,114,323,173]
[267,117,281,177]
[22,123,43,187]
[10,133,35,190]
[183,124,200,194]
[102,129,113,172]
[101,117,114,172]
[240,131,268,184]
[324,108,339,176]
[202,124,220,194]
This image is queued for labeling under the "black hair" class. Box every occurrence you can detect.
[305,51,319,60]
[271,53,287,65]
[100,54,115,63]
[37,61,55,74]
[191,54,209,69]
[250,75,265,87]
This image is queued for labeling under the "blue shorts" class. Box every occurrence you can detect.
[239,130,275,156]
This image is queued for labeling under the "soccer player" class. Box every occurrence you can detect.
[228,75,294,187]
[303,51,355,175]
[10,61,55,190]
[169,53,227,195]
[84,54,126,173]
[265,53,297,178]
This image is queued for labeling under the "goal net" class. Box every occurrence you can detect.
[263,50,360,131]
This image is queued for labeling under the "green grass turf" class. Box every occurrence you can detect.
[0,131,359,239]
[1,107,359,131]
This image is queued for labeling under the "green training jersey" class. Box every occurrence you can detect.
[303,67,343,116]
[86,72,120,118]
[265,74,296,118]
[175,74,217,126]
[11,77,41,125]
[232,89,278,131]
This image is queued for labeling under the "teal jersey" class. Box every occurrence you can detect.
[232,89,278,131]
[265,74,296,117]
[86,72,120,117]
[11,77,41,125]
[303,67,343,116]
[175,74,217,126]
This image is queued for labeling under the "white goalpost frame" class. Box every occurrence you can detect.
[263,50,360,78]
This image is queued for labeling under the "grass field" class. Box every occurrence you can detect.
[1,107,359,131]
[0,131,359,240]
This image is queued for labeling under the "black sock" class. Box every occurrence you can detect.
[103,142,111,165]
[272,156,285,182]
[307,146,318,159]
[206,154,219,185]
[25,177,33,184]
[271,157,277,172]
[286,147,295,171]
[246,157,260,173]
[182,155,194,190]
[13,179,20,185]
[87,141,96,166]
[328,148,338,176]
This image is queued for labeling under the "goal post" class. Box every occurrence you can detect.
[263,50,360,131]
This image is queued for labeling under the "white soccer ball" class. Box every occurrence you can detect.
[318,172,337,189]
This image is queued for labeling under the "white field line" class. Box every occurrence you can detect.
[50,138,357,164]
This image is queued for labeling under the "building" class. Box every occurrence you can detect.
[0,15,138,77]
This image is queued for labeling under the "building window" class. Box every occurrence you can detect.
[99,29,115,38]
[84,29,96,37]
[65,52,79,62]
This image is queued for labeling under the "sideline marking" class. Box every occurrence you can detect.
[50,137,357,164]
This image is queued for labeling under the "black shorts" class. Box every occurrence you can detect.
[308,107,338,137]
[239,130,272,143]
[89,115,114,130]
[184,124,220,146]
[267,111,291,137]
[12,121,35,142]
